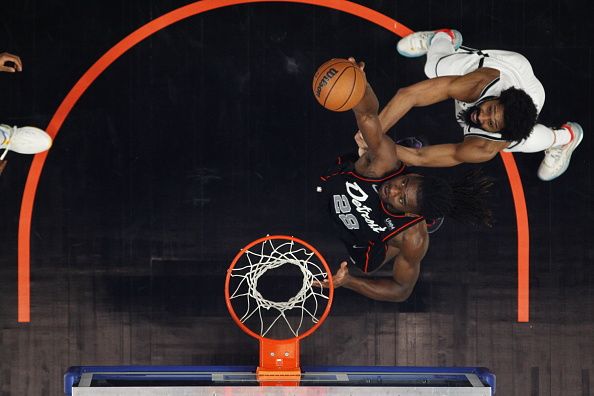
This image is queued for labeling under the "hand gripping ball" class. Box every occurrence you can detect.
[312,58,366,112]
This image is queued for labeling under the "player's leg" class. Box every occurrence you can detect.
[424,31,470,78]
[504,122,583,181]
[397,29,462,59]
[396,29,468,76]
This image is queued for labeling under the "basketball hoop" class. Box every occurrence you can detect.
[224,235,333,384]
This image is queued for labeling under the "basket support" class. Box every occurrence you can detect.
[257,338,301,385]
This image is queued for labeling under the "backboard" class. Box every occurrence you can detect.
[65,365,496,395]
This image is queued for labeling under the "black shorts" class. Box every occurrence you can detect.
[342,239,393,278]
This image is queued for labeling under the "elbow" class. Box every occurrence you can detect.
[393,86,418,107]
[461,139,502,164]
[386,287,413,303]
[397,146,425,167]
[484,147,501,161]
[357,112,378,125]
[395,86,412,100]
[466,148,499,164]
[409,148,426,166]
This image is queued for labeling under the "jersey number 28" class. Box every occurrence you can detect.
[333,195,359,230]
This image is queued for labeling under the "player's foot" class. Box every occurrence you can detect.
[537,122,583,181]
[397,29,463,58]
[0,124,52,157]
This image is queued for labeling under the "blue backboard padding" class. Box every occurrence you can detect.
[64,365,496,396]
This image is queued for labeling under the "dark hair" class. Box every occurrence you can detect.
[498,87,538,142]
[417,169,494,227]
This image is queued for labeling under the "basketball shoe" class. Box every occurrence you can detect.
[397,29,463,58]
[0,124,52,158]
[537,122,583,181]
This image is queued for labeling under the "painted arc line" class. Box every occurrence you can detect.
[17,0,529,323]
[500,152,529,322]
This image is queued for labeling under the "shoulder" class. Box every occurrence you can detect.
[449,67,501,102]
[386,220,428,250]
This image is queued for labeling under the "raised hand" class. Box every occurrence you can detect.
[317,261,350,289]
[0,52,23,72]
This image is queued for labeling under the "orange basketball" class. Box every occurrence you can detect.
[312,58,366,112]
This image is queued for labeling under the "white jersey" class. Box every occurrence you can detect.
[452,50,546,150]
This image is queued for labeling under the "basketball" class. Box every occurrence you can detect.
[312,58,367,112]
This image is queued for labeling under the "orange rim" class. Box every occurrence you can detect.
[225,235,334,341]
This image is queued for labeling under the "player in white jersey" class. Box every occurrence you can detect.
[356,29,583,181]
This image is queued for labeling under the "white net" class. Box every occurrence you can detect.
[228,237,331,338]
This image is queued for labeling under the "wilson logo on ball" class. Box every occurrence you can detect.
[312,58,366,112]
[315,68,338,97]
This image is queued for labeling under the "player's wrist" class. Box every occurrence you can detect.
[339,273,356,289]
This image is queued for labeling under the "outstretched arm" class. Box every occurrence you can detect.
[352,83,382,152]
[349,59,401,175]
[396,137,509,167]
[377,67,500,134]
[322,223,428,302]
[354,67,501,155]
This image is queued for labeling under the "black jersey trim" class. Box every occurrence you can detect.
[459,45,478,51]
[381,216,425,242]
[465,132,508,142]
[320,171,341,182]
[320,161,405,182]
[434,52,472,77]
[345,162,406,182]
[363,241,374,273]
[478,78,500,99]
[506,140,522,149]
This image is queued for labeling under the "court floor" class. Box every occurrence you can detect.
[0,1,592,395]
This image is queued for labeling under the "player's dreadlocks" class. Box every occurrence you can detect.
[417,169,494,227]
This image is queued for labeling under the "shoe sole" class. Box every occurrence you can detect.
[537,123,583,181]
[397,30,462,58]
[398,48,429,58]
[3,126,53,154]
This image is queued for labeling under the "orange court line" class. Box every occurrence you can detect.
[17,0,527,323]
[500,152,530,322]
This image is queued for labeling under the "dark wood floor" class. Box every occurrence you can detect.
[0,1,592,395]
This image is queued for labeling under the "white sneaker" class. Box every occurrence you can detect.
[397,29,463,58]
[537,122,584,181]
[0,124,52,159]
